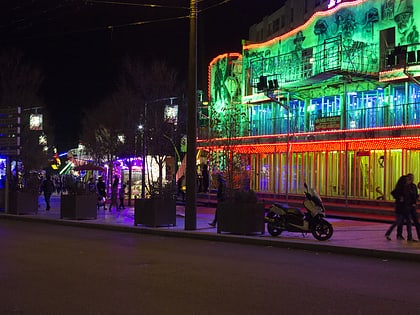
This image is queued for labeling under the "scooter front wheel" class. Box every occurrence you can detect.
[311,219,333,241]
[267,222,283,236]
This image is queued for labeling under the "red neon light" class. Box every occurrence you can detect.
[200,136,420,154]
[197,124,420,144]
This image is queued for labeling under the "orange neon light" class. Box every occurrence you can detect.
[243,0,366,51]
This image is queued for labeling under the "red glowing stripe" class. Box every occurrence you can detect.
[197,125,420,144]
[199,136,420,154]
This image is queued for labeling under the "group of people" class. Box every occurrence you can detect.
[176,164,211,202]
[40,173,127,212]
[92,175,126,212]
[385,173,420,242]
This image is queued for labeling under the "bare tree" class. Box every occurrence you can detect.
[0,47,52,172]
[81,56,185,196]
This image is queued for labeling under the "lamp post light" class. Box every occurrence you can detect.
[140,121,146,199]
[131,124,143,204]
[265,88,290,203]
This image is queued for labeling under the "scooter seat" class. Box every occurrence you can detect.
[273,202,288,208]
[273,203,302,216]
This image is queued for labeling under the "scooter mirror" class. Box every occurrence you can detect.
[304,182,308,190]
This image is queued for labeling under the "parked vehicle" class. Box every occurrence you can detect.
[265,183,333,241]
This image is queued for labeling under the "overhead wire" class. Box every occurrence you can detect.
[197,0,232,14]
[1,0,232,39]
[86,0,189,10]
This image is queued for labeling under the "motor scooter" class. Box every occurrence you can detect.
[265,183,333,241]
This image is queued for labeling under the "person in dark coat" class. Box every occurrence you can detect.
[385,175,413,241]
[96,176,106,210]
[201,164,209,193]
[406,173,419,241]
[177,175,186,202]
[209,173,226,227]
[97,176,106,199]
[118,184,126,210]
[40,174,55,211]
[109,175,119,211]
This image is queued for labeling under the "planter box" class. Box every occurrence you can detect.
[217,201,265,235]
[8,191,39,215]
[134,198,176,227]
[60,194,97,220]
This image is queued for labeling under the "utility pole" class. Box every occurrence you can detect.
[185,0,197,230]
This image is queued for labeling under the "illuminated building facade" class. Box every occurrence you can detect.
[198,0,420,202]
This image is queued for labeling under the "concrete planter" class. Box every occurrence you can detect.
[60,194,97,220]
[217,201,265,235]
[134,198,176,227]
[8,191,39,215]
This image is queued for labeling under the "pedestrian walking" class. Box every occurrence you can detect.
[177,175,186,202]
[209,172,226,227]
[385,175,413,241]
[406,173,419,241]
[96,176,106,210]
[201,164,209,193]
[118,184,126,210]
[40,174,55,211]
[87,177,96,194]
[109,175,119,211]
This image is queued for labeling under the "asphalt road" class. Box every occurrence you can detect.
[0,220,419,315]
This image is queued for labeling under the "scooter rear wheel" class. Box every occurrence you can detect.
[267,222,283,236]
[311,219,333,241]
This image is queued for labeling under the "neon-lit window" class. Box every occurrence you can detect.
[290,100,305,132]
[407,84,420,125]
[347,89,386,129]
[392,85,406,125]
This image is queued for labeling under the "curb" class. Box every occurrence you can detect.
[1,213,419,262]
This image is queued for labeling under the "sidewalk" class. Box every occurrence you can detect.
[1,195,420,262]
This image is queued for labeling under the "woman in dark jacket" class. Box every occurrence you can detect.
[385,175,413,241]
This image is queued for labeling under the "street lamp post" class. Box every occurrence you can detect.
[266,92,290,203]
[141,103,147,199]
[185,0,197,230]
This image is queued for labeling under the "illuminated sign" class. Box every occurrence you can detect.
[30,114,43,130]
[164,105,178,125]
[314,116,341,131]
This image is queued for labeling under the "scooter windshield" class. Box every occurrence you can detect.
[310,188,323,206]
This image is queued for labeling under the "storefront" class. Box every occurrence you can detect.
[199,0,420,203]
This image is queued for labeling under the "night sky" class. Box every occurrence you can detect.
[0,0,283,151]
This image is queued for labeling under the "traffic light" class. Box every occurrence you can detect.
[256,76,268,92]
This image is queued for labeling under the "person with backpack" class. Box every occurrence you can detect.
[40,174,55,211]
